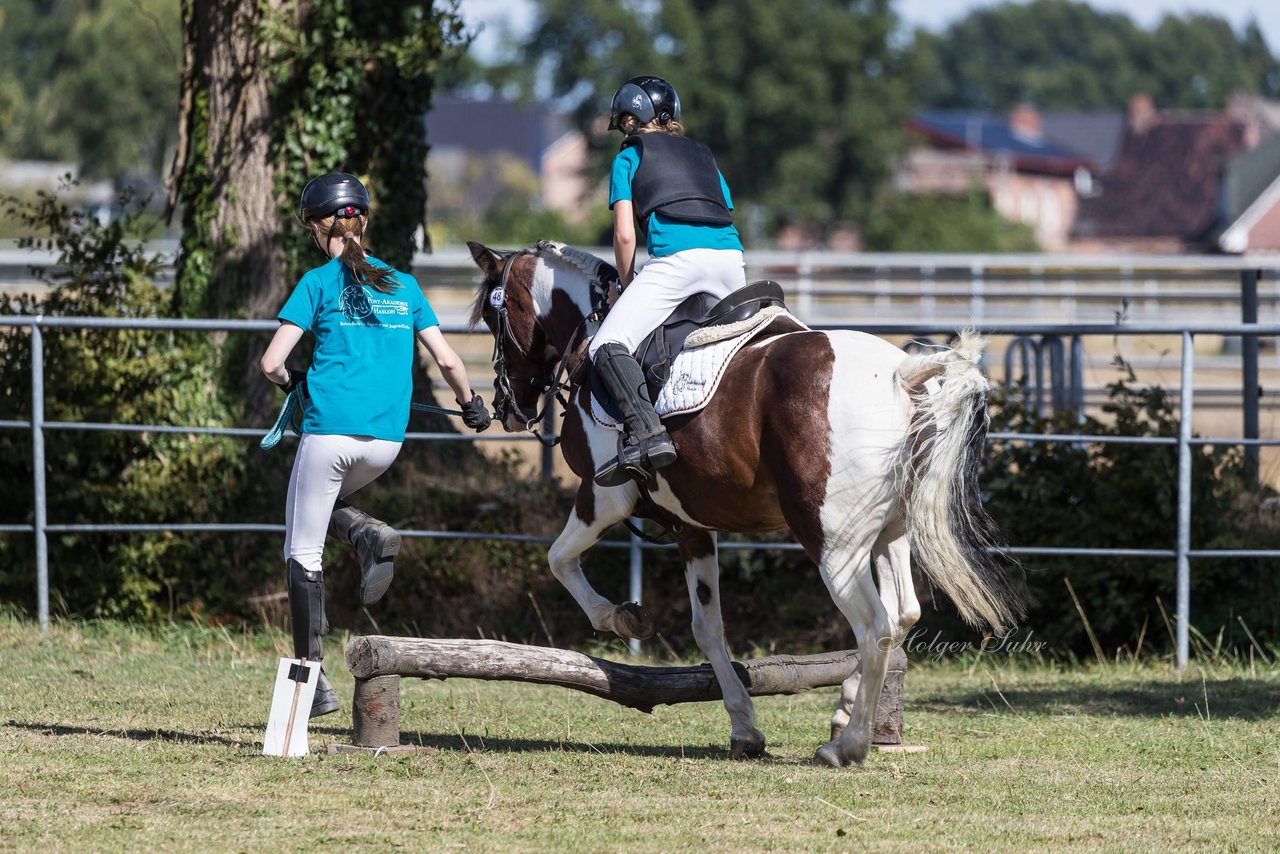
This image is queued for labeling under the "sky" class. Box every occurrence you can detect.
[457,0,1280,60]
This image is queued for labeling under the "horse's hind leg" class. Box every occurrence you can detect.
[548,484,654,639]
[678,529,766,759]
[829,511,919,742]
[810,513,896,768]
[876,512,921,643]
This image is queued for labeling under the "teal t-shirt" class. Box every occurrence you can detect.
[277,256,438,442]
[609,143,743,257]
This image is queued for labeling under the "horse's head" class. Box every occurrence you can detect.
[468,240,619,433]
[466,242,555,433]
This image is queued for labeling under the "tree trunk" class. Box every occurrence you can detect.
[171,0,287,320]
[169,0,291,417]
[348,636,902,711]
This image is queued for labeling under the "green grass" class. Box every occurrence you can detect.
[1,616,1278,852]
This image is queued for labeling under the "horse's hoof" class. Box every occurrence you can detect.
[730,731,767,760]
[812,741,845,767]
[843,733,871,767]
[613,602,655,639]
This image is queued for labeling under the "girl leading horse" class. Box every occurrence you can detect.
[468,240,1023,766]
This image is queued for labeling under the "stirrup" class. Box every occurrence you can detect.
[593,432,676,488]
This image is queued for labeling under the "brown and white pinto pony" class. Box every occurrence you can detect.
[467,240,1023,767]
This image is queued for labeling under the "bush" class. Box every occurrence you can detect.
[0,181,258,619]
[974,363,1280,658]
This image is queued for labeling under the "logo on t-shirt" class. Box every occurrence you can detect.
[340,283,374,322]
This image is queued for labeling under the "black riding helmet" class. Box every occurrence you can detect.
[299,172,369,221]
[608,76,682,130]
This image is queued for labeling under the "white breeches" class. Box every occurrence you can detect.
[589,248,747,358]
[284,433,402,573]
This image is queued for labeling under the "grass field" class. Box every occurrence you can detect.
[1,616,1277,852]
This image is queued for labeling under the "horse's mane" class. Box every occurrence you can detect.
[540,241,609,282]
[468,241,611,328]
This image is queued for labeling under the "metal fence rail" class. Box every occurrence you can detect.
[3,313,1280,670]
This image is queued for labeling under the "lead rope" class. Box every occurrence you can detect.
[261,390,467,450]
[260,389,303,449]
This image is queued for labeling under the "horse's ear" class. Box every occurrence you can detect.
[467,240,502,278]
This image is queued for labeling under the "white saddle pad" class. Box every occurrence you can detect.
[590,309,807,429]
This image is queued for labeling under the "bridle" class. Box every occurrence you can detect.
[487,249,584,447]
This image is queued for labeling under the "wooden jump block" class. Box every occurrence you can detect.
[338,636,907,751]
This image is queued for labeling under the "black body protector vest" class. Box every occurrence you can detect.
[623,133,734,235]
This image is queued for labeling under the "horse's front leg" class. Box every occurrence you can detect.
[678,530,766,759]
[548,483,655,639]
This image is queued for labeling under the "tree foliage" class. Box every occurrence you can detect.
[912,0,1280,110]
[259,0,468,279]
[511,0,912,235]
[172,0,467,321]
[0,0,180,180]
[863,190,1040,252]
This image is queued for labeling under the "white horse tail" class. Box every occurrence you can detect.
[896,330,1026,632]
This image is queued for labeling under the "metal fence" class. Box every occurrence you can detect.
[3,266,1280,669]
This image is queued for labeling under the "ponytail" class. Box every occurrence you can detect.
[309,213,400,294]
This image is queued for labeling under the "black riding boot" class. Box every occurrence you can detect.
[286,559,340,718]
[592,342,678,487]
[329,500,400,605]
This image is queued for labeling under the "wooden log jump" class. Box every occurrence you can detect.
[341,636,906,751]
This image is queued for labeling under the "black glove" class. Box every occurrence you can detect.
[276,368,306,394]
[458,393,492,432]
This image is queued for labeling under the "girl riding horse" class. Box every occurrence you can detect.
[591,75,747,487]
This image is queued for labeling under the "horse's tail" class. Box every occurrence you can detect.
[896,330,1026,632]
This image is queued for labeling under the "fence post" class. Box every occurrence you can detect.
[1070,335,1085,420]
[969,262,985,324]
[628,520,643,657]
[1241,269,1260,475]
[1176,331,1195,671]
[31,322,49,631]
[796,254,813,322]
